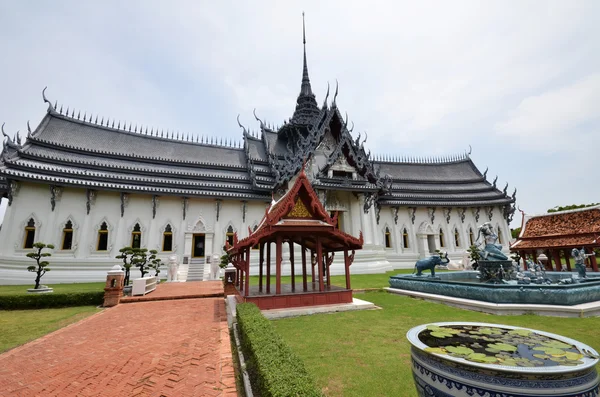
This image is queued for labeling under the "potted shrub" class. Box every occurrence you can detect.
[406,322,599,396]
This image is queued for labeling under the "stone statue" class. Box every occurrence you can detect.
[210,254,221,280]
[476,222,508,261]
[167,254,179,282]
[571,248,591,279]
[413,252,450,277]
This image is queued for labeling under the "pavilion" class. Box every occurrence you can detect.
[227,167,363,309]
[510,206,600,272]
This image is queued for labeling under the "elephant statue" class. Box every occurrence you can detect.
[413,252,450,277]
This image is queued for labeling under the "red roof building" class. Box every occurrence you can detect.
[227,166,363,309]
[510,206,600,272]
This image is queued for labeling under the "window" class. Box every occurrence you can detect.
[332,170,352,179]
[23,218,36,249]
[402,228,409,248]
[454,228,460,247]
[97,222,109,251]
[131,223,141,249]
[439,228,445,248]
[61,220,73,250]
[384,227,392,248]
[469,228,474,246]
[226,225,234,247]
[497,228,503,244]
[162,224,173,251]
[252,225,259,250]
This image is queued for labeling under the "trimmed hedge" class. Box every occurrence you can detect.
[0,291,104,310]
[236,303,323,397]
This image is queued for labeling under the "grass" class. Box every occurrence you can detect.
[249,269,418,290]
[271,290,600,397]
[0,306,101,353]
[0,282,105,296]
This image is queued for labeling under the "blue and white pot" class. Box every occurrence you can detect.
[407,322,599,397]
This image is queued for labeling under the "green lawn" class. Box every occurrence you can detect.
[272,290,600,397]
[249,269,417,290]
[0,306,101,353]
[0,282,105,296]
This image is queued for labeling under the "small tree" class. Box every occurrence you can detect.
[149,255,163,277]
[220,245,231,269]
[466,244,481,270]
[26,242,55,289]
[131,248,159,278]
[116,247,135,285]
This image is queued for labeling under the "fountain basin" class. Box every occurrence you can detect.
[407,322,599,397]
[389,272,600,306]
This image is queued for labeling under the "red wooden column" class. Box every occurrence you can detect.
[301,244,308,291]
[316,238,324,292]
[266,242,271,294]
[344,249,351,290]
[258,242,264,292]
[326,252,331,287]
[239,257,244,293]
[552,250,563,271]
[545,250,554,271]
[289,241,295,292]
[564,249,572,271]
[590,251,599,272]
[276,236,282,294]
[244,248,250,297]
[520,251,527,269]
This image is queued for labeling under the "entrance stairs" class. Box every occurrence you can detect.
[186,258,205,281]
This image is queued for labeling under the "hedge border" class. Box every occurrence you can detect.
[236,302,323,397]
[0,291,104,310]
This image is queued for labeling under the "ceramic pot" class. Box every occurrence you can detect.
[407,322,599,397]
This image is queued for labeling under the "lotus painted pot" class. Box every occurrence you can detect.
[407,322,599,397]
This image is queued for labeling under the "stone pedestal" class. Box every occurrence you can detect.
[103,265,125,307]
[478,260,514,283]
[224,267,236,285]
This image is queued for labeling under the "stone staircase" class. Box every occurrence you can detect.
[186,258,206,281]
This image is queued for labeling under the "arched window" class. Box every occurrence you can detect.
[61,220,73,250]
[23,218,36,249]
[402,228,409,249]
[439,228,445,248]
[97,222,109,251]
[454,228,460,248]
[469,227,475,246]
[385,227,392,248]
[497,228,503,244]
[226,225,234,246]
[252,225,259,250]
[131,223,142,249]
[162,224,173,252]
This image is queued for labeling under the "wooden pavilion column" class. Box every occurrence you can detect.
[326,252,332,287]
[316,238,324,292]
[545,249,554,271]
[289,241,295,292]
[564,249,572,271]
[519,251,527,269]
[258,242,264,292]
[590,252,598,272]
[276,236,282,295]
[239,254,244,293]
[552,250,563,271]
[244,248,250,297]
[301,243,308,291]
[311,250,315,283]
[266,242,271,294]
[344,249,351,290]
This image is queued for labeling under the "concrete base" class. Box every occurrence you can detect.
[26,287,54,293]
[386,287,600,318]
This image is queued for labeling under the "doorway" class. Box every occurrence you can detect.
[193,234,205,258]
[427,235,437,254]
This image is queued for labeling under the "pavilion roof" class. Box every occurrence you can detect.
[511,206,600,250]
[228,167,363,253]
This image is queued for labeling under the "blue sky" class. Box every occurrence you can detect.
[1,1,599,228]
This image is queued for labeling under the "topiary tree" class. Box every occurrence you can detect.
[131,248,158,278]
[148,255,163,277]
[26,242,55,289]
[116,247,135,286]
[466,244,481,270]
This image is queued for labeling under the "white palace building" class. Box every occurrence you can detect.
[0,30,516,285]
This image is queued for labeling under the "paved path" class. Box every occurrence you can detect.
[0,285,237,396]
[121,281,224,303]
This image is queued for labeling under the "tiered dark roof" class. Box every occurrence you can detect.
[0,25,516,218]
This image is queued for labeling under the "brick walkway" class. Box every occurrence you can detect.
[0,291,237,396]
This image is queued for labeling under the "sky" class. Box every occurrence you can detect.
[0,1,599,228]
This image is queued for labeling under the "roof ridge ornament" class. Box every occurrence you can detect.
[42,87,56,113]
[322,82,330,109]
[332,79,339,107]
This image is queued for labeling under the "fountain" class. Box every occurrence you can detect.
[389,222,600,312]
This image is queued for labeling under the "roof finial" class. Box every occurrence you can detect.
[42,87,56,113]
[302,11,306,45]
